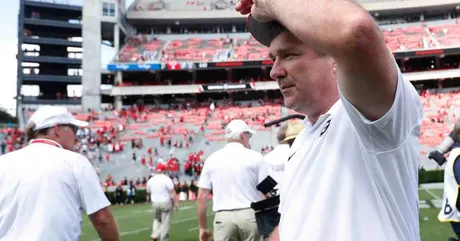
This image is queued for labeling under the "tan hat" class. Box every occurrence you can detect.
[280,121,304,144]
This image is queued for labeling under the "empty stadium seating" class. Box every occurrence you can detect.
[132,0,234,11]
[231,37,269,60]
[114,35,164,63]
[111,21,460,64]
[161,37,232,62]
[428,23,460,48]
[382,26,427,51]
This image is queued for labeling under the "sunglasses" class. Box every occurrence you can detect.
[60,124,79,134]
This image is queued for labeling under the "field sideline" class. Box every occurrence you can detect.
[82,187,455,241]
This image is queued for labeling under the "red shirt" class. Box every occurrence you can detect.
[171,162,179,172]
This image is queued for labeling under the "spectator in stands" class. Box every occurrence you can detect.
[0,105,120,241]
[197,119,269,241]
[158,156,165,164]
[147,163,179,241]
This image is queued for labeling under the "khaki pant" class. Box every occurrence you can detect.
[213,208,263,241]
[151,201,173,241]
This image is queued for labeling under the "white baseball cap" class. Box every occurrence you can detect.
[225,119,256,139]
[29,105,89,131]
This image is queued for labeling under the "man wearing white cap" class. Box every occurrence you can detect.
[0,106,120,241]
[197,119,270,241]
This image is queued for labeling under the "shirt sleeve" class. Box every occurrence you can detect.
[166,176,174,191]
[75,156,111,215]
[257,155,271,184]
[339,64,423,153]
[146,179,152,193]
[197,158,212,189]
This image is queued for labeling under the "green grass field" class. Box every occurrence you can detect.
[81,187,456,241]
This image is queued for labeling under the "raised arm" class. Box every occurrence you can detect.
[237,0,397,121]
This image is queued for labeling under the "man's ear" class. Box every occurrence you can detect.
[52,125,61,138]
[332,61,337,75]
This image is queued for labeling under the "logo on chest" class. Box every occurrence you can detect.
[319,119,331,137]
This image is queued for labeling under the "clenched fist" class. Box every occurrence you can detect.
[234,0,276,22]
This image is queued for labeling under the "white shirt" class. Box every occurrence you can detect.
[198,142,270,212]
[263,144,290,190]
[0,139,110,241]
[279,69,422,241]
[147,174,174,203]
[158,157,165,164]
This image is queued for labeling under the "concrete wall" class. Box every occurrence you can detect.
[82,0,102,111]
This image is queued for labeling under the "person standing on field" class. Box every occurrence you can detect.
[0,105,120,241]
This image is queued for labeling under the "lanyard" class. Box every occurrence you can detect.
[29,139,63,149]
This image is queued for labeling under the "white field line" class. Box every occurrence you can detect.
[424,187,441,200]
[83,204,196,227]
[86,213,213,241]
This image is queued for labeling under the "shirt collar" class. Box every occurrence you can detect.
[29,138,63,149]
[225,142,244,148]
[303,100,342,129]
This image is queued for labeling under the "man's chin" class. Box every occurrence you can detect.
[283,99,297,110]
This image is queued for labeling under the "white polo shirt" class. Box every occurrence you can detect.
[147,174,174,203]
[279,69,422,241]
[0,139,110,241]
[198,142,270,212]
[264,144,290,190]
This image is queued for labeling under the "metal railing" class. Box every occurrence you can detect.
[26,0,83,7]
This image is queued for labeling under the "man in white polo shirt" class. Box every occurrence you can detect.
[0,105,119,241]
[234,1,423,241]
[197,119,270,241]
[146,163,179,241]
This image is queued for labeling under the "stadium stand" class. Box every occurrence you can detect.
[115,35,165,63]
[11,101,281,186]
[111,21,460,64]
[7,89,460,185]
[231,36,269,60]
[161,37,233,62]
[428,23,460,48]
